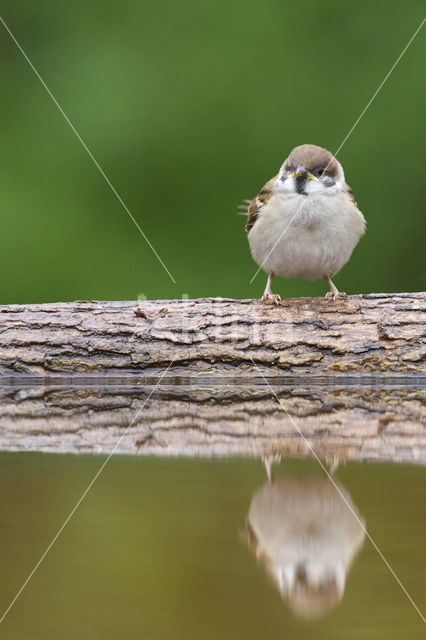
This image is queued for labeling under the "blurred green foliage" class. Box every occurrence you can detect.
[0,454,425,638]
[0,1,425,303]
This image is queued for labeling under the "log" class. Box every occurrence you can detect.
[0,293,424,379]
[0,382,424,463]
[0,294,424,461]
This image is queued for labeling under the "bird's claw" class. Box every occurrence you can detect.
[261,293,281,305]
[325,291,347,302]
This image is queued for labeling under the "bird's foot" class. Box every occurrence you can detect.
[325,290,347,302]
[261,293,281,304]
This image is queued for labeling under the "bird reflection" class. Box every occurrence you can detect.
[246,460,365,619]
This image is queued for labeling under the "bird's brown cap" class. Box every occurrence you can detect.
[284,144,340,178]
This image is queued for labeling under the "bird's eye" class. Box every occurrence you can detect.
[318,168,325,176]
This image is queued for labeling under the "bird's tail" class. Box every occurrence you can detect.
[236,199,251,215]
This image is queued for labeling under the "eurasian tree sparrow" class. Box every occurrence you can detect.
[246,473,365,619]
[245,144,366,302]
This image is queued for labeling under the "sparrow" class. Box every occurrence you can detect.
[246,473,365,619]
[244,144,366,302]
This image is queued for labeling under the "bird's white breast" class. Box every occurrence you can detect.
[248,190,365,280]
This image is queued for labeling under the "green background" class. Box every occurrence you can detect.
[0,1,425,303]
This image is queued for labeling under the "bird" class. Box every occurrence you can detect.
[243,144,366,302]
[246,472,365,619]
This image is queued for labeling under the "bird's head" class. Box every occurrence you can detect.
[276,561,345,619]
[277,144,345,197]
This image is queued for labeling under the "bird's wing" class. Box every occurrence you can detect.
[245,177,277,233]
[344,183,359,208]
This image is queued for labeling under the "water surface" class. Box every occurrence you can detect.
[0,454,424,639]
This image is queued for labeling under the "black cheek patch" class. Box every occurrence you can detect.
[324,177,335,187]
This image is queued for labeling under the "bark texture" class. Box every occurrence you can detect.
[0,295,424,461]
[0,383,424,463]
[0,293,424,378]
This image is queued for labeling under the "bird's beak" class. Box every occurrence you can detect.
[289,166,320,183]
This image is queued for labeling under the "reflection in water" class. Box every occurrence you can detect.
[247,467,365,619]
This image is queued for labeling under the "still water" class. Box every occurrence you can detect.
[0,453,424,639]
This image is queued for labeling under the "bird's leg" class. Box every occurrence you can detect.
[261,272,281,304]
[262,453,282,482]
[326,454,339,476]
[324,275,346,301]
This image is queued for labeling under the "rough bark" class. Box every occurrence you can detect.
[0,293,424,379]
[0,383,424,463]
[0,295,424,461]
